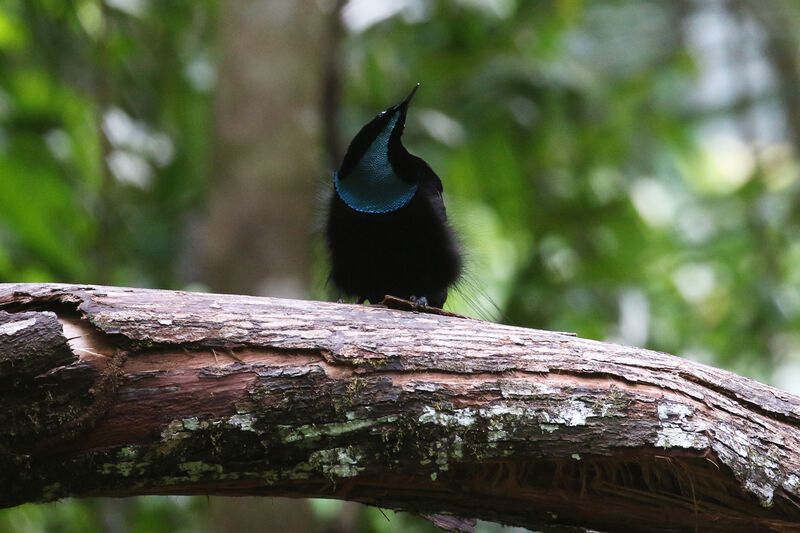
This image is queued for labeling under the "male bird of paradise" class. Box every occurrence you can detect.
[326,84,462,308]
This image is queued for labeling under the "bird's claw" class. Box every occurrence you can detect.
[409,295,428,309]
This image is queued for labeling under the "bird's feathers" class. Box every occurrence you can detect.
[325,85,462,308]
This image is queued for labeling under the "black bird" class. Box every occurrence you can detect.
[325,84,462,308]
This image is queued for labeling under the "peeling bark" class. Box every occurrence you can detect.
[0,283,799,533]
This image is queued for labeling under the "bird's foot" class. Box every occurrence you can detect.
[380,295,465,318]
[409,295,429,309]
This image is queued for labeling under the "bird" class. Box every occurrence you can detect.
[325,83,462,308]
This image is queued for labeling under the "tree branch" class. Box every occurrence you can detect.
[1,283,798,532]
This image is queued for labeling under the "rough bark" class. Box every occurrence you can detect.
[1,283,799,533]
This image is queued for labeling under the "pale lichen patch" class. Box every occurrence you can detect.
[182,417,200,431]
[178,461,223,478]
[102,447,144,477]
[103,460,136,477]
[655,400,704,449]
[279,417,385,444]
[161,420,190,441]
[744,478,776,506]
[418,405,476,427]
[309,447,364,479]
[716,422,752,458]
[482,405,528,441]
[711,421,789,506]
[228,413,256,432]
[160,417,206,444]
[656,426,704,449]
[118,446,139,460]
[481,404,527,419]
[418,399,597,442]
[0,317,36,336]
[538,400,596,427]
[657,401,693,422]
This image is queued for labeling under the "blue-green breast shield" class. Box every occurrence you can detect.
[335,113,418,213]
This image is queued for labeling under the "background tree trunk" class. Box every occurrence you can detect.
[204,0,325,298]
[1,283,799,533]
[203,2,331,525]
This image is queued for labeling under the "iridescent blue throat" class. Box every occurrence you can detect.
[334,113,418,214]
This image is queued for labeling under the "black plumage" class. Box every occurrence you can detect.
[325,84,462,308]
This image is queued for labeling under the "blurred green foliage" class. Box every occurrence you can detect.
[0,0,214,286]
[1,0,799,531]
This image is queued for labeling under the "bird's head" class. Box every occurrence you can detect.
[335,83,420,213]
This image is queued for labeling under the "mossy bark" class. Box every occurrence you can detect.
[1,283,799,533]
